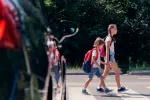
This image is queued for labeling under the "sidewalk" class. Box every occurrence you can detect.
[127,70,150,75]
[66,69,122,75]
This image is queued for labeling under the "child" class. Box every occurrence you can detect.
[82,37,111,94]
[102,24,127,92]
[53,41,61,88]
[47,40,61,88]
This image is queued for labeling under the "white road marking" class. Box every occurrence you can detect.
[67,86,150,100]
[146,87,150,89]
[55,88,62,100]
[68,87,96,100]
[108,87,150,100]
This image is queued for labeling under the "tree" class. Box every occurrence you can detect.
[44,0,150,66]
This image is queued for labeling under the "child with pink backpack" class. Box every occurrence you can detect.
[82,37,112,94]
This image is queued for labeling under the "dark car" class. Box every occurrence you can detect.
[0,0,78,100]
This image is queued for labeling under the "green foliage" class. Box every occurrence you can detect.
[44,0,150,67]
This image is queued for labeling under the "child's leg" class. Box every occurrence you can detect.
[110,62,121,88]
[54,65,60,88]
[95,69,108,92]
[97,71,114,93]
[83,78,92,89]
[109,52,121,88]
[83,69,94,89]
[82,77,93,94]
[102,65,111,79]
[95,70,106,88]
[99,76,106,88]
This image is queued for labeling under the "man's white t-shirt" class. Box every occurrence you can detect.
[91,49,101,68]
[105,36,115,53]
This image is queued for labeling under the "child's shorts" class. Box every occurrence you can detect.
[104,51,116,63]
[88,68,101,79]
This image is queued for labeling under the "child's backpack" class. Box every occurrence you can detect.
[48,48,61,63]
[100,36,113,57]
[82,48,98,73]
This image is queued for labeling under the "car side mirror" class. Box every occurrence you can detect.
[59,20,79,43]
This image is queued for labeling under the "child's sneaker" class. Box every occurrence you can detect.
[82,89,89,95]
[104,88,113,93]
[118,86,127,92]
[96,87,104,92]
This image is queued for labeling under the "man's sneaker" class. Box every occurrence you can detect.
[104,88,113,93]
[118,86,127,92]
[82,89,89,95]
[96,87,104,92]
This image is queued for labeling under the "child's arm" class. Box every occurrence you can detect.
[92,56,103,72]
[105,38,111,65]
[101,61,105,65]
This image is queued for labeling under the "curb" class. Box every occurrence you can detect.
[127,70,150,75]
[66,70,122,75]
[66,70,150,75]
[66,73,121,75]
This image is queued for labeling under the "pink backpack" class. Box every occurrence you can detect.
[100,36,113,57]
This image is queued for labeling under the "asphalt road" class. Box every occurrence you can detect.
[66,74,150,100]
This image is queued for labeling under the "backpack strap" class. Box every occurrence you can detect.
[91,48,99,67]
[92,48,99,60]
[95,49,99,61]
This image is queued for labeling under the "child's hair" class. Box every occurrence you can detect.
[108,24,116,42]
[93,37,104,47]
[53,41,57,48]
[108,24,116,35]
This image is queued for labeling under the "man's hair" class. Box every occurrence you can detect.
[93,37,104,47]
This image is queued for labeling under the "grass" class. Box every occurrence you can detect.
[66,61,82,70]
[66,63,150,71]
[129,63,150,71]
[66,65,81,70]
[128,57,150,71]
[129,66,150,70]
